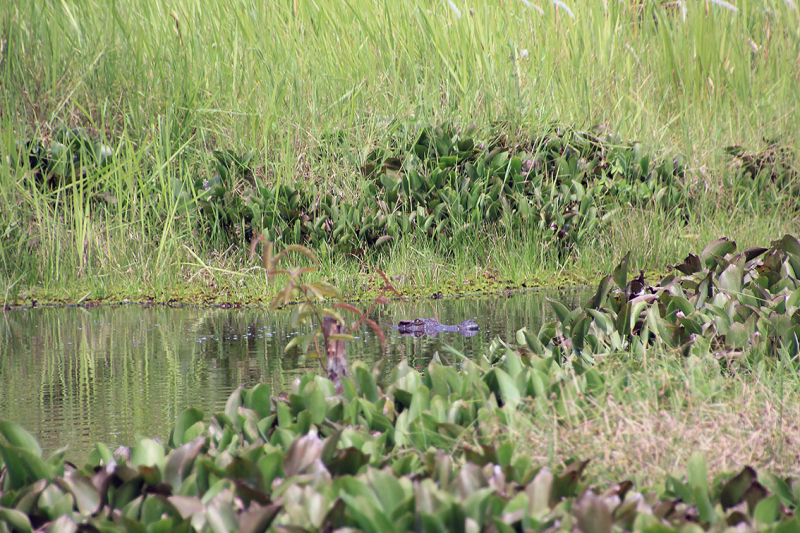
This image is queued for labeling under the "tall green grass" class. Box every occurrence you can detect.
[1,0,798,302]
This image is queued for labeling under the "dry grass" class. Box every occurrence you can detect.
[514,362,800,487]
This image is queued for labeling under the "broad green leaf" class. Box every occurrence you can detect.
[306,386,327,425]
[693,485,717,525]
[1,444,54,482]
[613,252,630,291]
[774,517,800,533]
[427,362,450,398]
[243,383,272,419]
[587,309,612,334]
[367,468,407,513]
[224,388,243,425]
[93,443,114,465]
[257,452,284,488]
[526,467,553,516]
[131,439,165,469]
[589,275,613,309]
[58,473,100,516]
[754,494,780,524]
[355,363,379,403]
[170,408,204,447]
[719,262,743,295]
[548,299,572,326]
[519,328,544,354]
[0,421,42,457]
[42,515,77,533]
[340,492,392,533]
[779,234,800,259]
[206,497,238,533]
[0,507,33,533]
[701,237,736,269]
[486,368,521,408]
[39,484,72,520]
[760,472,796,506]
[164,437,205,491]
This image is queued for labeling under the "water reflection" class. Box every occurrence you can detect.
[0,289,587,462]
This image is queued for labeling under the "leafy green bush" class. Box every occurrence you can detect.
[240,124,691,256]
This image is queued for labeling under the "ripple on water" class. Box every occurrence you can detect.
[0,289,588,462]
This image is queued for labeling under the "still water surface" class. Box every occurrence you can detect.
[0,290,587,462]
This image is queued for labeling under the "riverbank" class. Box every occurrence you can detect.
[2,0,799,305]
[3,206,794,309]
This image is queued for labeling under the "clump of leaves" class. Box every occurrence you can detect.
[10,126,115,188]
[235,123,691,259]
[522,233,800,364]
[1,351,799,532]
[725,141,797,184]
[192,149,257,240]
[725,141,799,212]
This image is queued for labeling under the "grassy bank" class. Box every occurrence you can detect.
[1,0,799,304]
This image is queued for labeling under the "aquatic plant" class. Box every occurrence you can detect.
[236,124,692,257]
[2,235,800,531]
[518,234,800,362]
[1,352,799,532]
[9,127,115,190]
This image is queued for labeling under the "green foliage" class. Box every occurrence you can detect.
[192,150,257,241]
[2,234,800,530]
[9,127,115,189]
[725,142,799,213]
[1,352,799,532]
[203,124,693,256]
[519,234,800,362]
[2,0,799,302]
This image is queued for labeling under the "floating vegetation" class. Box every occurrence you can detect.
[552,235,800,360]
[2,235,800,531]
[532,233,800,361]
[0,352,798,531]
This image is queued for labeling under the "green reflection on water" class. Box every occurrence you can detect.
[0,290,586,462]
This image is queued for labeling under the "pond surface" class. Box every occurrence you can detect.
[0,289,587,462]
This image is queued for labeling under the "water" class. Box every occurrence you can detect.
[0,289,587,462]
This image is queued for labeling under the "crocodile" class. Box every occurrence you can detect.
[391,318,479,338]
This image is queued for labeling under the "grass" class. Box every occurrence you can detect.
[513,349,800,488]
[0,0,799,305]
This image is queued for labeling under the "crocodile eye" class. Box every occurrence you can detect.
[413,319,424,326]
